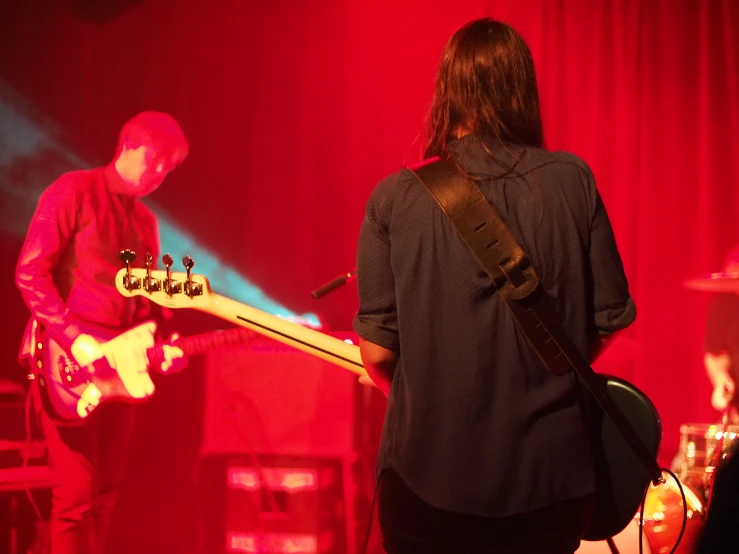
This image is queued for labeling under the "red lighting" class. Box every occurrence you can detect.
[227,532,317,553]
[227,466,319,492]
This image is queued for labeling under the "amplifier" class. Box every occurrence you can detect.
[0,381,50,554]
[202,338,357,459]
[198,454,353,554]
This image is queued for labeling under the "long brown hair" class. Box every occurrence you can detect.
[424,19,544,159]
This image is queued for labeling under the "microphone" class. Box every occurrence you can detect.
[311,269,356,299]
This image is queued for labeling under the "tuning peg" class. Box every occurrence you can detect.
[161,253,181,296]
[118,250,140,290]
[181,255,202,298]
[143,252,160,293]
[119,249,137,265]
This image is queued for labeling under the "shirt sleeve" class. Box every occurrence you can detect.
[704,295,728,354]
[584,169,637,334]
[352,176,400,352]
[15,176,84,349]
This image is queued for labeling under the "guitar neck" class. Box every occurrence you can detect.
[195,293,366,376]
[174,327,258,357]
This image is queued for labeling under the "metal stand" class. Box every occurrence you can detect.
[606,537,621,554]
[706,406,732,512]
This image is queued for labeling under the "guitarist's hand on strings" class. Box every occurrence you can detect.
[70,334,106,367]
[159,332,187,374]
[72,322,160,398]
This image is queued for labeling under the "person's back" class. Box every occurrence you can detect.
[364,136,633,515]
[354,18,635,554]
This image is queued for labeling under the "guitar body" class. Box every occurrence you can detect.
[111,260,661,542]
[33,319,258,426]
[34,322,157,425]
[585,375,662,541]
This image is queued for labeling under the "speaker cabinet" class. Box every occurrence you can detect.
[202,339,357,459]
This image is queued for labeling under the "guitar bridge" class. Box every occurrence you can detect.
[57,355,85,387]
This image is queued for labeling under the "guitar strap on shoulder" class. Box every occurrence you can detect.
[408,157,662,485]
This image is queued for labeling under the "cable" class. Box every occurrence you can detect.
[639,478,649,554]
[661,468,688,554]
[22,386,44,521]
[359,474,381,554]
[227,393,283,554]
[228,393,282,514]
[705,407,731,512]
[635,468,688,554]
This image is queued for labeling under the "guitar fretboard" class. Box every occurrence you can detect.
[176,327,258,356]
[146,327,258,369]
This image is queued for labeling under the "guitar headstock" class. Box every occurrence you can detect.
[115,249,213,309]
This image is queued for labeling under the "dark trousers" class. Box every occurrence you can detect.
[378,468,594,554]
[697,445,739,553]
[38,395,134,554]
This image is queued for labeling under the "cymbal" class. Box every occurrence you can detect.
[684,272,739,293]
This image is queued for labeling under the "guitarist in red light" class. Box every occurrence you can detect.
[15,112,188,554]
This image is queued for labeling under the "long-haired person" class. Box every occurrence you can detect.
[354,19,635,554]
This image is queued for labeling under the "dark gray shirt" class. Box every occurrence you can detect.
[353,135,636,517]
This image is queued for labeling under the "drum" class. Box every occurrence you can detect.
[642,477,705,554]
[674,422,739,496]
[577,476,704,554]
[575,519,651,554]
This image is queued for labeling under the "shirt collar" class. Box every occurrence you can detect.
[446,134,529,178]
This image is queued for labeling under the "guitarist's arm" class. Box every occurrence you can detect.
[16,177,87,354]
[14,178,144,368]
[587,181,636,350]
[359,339,397,396]
[353,178,400,395]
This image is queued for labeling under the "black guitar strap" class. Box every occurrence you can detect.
[408,157,661,485]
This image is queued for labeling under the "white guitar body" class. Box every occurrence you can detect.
[34,322,159,424]
[34,317,258,425]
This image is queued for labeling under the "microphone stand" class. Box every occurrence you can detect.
[311,269,356,299]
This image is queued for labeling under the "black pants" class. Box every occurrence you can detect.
[696,445,739,553]
[378,469,594,554]
[36,388,134,554]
